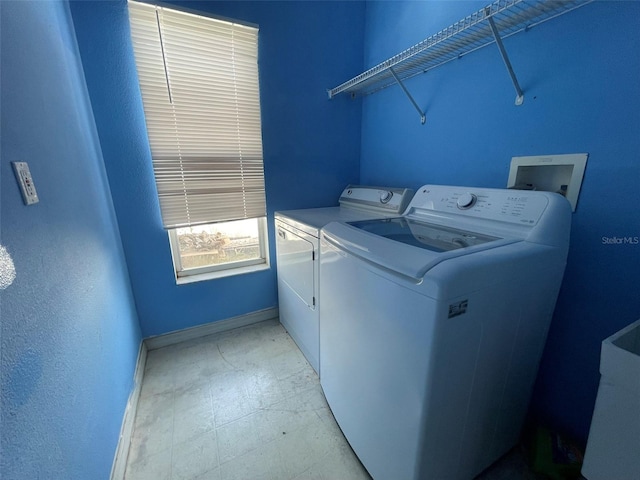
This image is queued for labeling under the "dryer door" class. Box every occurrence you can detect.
[275,221,315,309]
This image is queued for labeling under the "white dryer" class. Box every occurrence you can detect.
[275,185,413,374]
[319,185,572,480]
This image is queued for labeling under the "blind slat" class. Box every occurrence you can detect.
[128,0,266,228]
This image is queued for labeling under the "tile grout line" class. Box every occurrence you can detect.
[169,368,176,480]
[209,345,223,478]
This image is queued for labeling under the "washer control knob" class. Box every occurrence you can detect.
[457,193,477,209]
[380,190,393,204]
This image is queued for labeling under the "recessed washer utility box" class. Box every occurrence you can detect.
[507,153,587,212]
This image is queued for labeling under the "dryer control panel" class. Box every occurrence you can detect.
[339,185,414,214]
[410,185,553,226]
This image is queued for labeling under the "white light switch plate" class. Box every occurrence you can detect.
[12,161,39,205]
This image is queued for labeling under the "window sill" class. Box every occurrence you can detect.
[175,262,270,285]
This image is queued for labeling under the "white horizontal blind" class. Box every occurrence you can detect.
[128,1,266,229]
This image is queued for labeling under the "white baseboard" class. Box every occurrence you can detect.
[144,307,279,350]
[110,340,147,480]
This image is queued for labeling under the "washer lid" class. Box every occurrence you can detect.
[349,217,499,253]
[322,220,519,280]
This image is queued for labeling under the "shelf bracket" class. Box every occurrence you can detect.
[389,67,426,124]
[486,8,524,106]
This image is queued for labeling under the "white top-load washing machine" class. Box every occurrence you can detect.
[275,185,414,374]
[319,185,572,480]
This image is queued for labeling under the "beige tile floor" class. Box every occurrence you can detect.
[124,319,545,480]
[124,319,369,480]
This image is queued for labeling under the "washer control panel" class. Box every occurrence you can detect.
[412,185,551,225]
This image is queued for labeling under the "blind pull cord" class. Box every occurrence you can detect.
[155,9,173,104]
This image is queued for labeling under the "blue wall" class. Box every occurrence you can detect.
[359,1,640,442]
[4,3,630,478]
[69,0,365,338]
[0,2,142,479]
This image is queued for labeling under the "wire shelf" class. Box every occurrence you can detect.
[328,0,592,99]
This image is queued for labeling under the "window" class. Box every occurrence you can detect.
[128,1,269,282]
[168,217,268,277]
